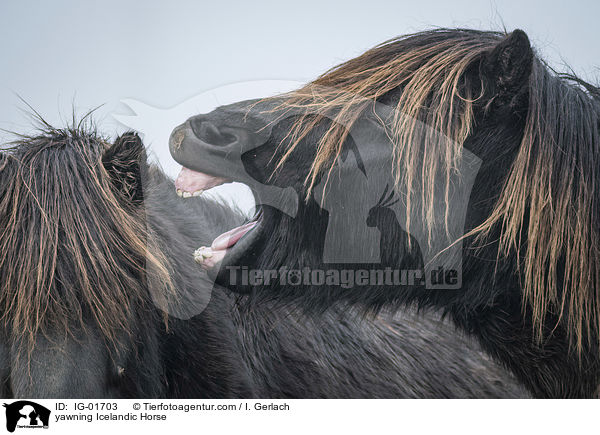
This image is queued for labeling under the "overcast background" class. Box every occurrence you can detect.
[1,0,598,211]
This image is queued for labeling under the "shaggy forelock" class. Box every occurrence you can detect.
[0,123,173,353]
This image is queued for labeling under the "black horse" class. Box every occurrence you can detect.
[169,29,600,398]
[0,123,527,398]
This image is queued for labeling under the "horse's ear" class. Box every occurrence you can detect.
[102,132,146,205]
[481,29,533,114]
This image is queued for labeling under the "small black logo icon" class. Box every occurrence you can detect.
[3,401,50,432]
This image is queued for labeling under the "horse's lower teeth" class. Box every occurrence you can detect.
[194,246,213,264]
[178,189,203,198]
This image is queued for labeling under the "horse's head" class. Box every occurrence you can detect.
[170,28,600,360]
[169,29,534,291]
[0,123,172,361]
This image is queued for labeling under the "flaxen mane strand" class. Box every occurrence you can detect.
[269,29,600,354]
[0,124,174,352]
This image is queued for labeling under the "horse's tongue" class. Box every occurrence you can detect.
[211,221,257,250]
[175,167,229,192]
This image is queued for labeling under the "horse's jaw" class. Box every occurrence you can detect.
[172,164,265,283]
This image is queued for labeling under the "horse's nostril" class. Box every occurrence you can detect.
[191,119,237,146]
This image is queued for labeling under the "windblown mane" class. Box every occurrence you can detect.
[269,29,600,353]
[0,122,174,352]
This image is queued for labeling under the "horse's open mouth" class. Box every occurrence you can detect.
[175,166,263,271]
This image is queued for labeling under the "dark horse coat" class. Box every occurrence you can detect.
[169,29,600,397]
[0,127,527,398]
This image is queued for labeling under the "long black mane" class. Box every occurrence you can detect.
[268,29,600,396]
[269,29,600,354]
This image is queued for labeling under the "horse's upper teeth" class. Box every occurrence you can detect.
[192,190,204,197]
[176,189,183,197]
[182,191,192,198]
